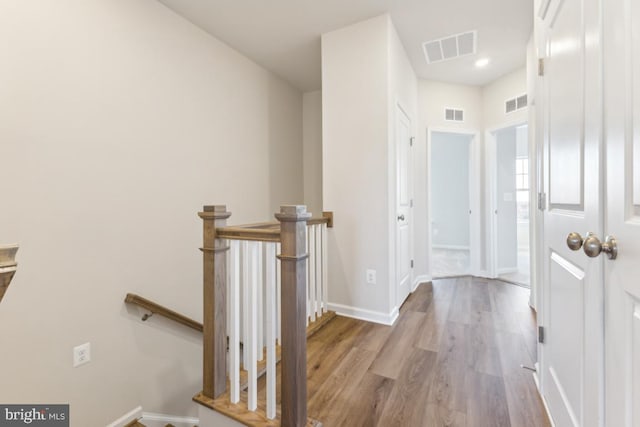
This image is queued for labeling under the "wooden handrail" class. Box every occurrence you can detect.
[216,212,333,243]
[216,223,280,242]
[125,293,203,332]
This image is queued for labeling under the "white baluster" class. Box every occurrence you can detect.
[315,225,322,318]
[247,241,258,411]
[306,226,310,326]
[265,243,277,419]
[229,241,240,403]
[227,240,231,362]
[276,242,282,345]
[257,241,263,362]
[322,223,328,313]
[309,225,316,323]
[242,241,249,368]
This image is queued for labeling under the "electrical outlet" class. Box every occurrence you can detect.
[73,342,91,367]
[366,269,376,285]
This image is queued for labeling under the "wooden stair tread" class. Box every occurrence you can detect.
[195,312,336,426]
[194,392,320,427]
[238,311,336,390]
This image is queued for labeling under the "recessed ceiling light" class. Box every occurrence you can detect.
[475,58,490,68]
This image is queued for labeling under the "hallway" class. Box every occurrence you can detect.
[303,277,550,426]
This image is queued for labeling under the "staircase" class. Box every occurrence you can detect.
[195,205,333,427]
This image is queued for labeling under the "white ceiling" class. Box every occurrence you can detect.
[157,0,533,92]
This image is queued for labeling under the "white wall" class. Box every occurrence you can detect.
[483,67,528,130]
[0,1,302,425]
[302,91,323,216]
[431,132,471,249]
[322,14,417,323]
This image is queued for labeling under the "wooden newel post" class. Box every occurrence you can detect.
[275,205,311,427]
[198,205,231,399]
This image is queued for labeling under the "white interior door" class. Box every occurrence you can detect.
[539,0,603,424]
[604,0,640,424]
[396,106,411,306]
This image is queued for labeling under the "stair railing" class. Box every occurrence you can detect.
[197,205,332,426]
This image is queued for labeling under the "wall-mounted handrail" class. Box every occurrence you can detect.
[124,293,203,333]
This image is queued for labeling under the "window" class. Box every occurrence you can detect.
[516,157,529,220]
[516,158,529,190]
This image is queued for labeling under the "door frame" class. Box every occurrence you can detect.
[485,120,531,280]
[426,127,481,277]
[391,101,415,309]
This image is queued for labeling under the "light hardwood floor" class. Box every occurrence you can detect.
[299,277,550,427]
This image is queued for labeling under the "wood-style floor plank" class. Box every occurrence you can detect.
[368,310,426,379]
[428,321,468,413]
[307,346,377,426]
[335,372,395,427]
[377,347,438,426]
[422,404,467,427]
[465,371,511,427]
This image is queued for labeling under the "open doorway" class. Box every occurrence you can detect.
[429,131,474,278]
[492,124,530,287]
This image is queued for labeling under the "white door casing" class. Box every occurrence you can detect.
[396,105,412,307]
[427,129,481,277]
[539,0,604,424]
[604,0,640,424]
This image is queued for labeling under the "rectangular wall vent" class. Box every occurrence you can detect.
[445,108,464,122]
[423,31,477,64]
[505,94,528,114]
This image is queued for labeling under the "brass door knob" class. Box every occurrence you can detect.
[583,235,618,260]
[566,232,585,251]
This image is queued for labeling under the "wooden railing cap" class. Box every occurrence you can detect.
[199,205,232,220]
[275,205,312,222]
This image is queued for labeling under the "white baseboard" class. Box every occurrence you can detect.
[141,412,199,427]
[327,302,399,326]
[497,267,518,275]
[473,270,492,279]
[106,406,143,427]
[412,275,431,292]
[432,244,471,250]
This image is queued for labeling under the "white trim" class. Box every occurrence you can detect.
[533,366,556,427]
[426,127,482,278]
[431,244,471,250]
[497,267,519,275]
[141,412,199,427]
[412,274,431,292]
[485,120,529,280]
[327,302,399,326]
[106,406,142,427]
[475,270,492,279]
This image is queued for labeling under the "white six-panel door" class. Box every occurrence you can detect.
[396,105,412,307]
[539,0,604,425]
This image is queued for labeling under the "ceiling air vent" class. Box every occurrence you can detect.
[423,31,477,64]
[505,94,528,114]
[445,108,464,122]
